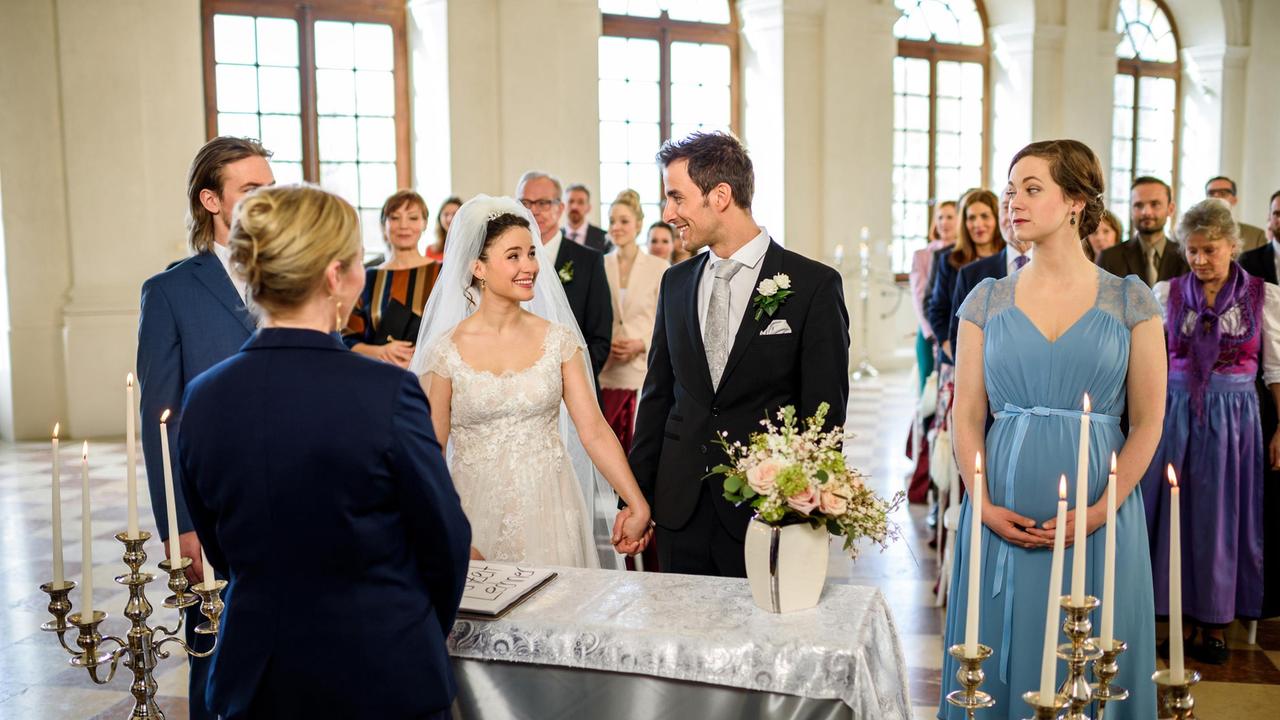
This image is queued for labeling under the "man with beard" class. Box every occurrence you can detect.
[1099,176,1189,285]
[563,183,612,253]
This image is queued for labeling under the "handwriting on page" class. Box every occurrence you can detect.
[464,565,539,603]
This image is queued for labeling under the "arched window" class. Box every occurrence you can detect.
[598,1,739,225]
[202,0,410,253]
[1110,0,1180,227]
[891,0,989,274]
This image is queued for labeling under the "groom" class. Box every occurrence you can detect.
[627,132,850,577]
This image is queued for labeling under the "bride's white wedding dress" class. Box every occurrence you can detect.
[422,321,599,568]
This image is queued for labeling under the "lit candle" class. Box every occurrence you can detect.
[52,423,64,587]
[1168,465,1184,683]
[199,545,214,591]
[125,373,139,539]
[159,410,182,568]
[964,452,984,656]
[80,441,93,616]
[1100,453,1118,650]
[1071,393,1091,603]
[833,244,844,266]
[1040,475,1068,702]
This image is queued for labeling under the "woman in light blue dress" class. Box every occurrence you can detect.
[938,140,1166,719]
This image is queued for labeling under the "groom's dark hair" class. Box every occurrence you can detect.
[656,132,754,210]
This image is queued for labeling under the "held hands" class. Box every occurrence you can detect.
[611,505,654,555]
[377,339,416,368]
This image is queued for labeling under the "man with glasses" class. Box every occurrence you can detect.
[1206,175,1266,251]
[517,170,613,387]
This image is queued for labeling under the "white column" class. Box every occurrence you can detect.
[738,0,787,244]
[1179,44,1248,214]
[408,0,454,210]
[1240,0,1280,224]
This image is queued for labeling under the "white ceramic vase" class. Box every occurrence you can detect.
[743,516,830,613]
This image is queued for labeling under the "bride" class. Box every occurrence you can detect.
[410,196,650,567]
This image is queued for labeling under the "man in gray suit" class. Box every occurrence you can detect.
[1098,176,1189,286]
[1206,175,1267,251]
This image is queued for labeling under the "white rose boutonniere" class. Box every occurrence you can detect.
[752,273,793,320]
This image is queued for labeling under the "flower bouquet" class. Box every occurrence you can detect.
[712,403,904,611]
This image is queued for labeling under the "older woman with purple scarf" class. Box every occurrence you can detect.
[1144,198,1280,664]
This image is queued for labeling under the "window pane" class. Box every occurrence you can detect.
[216,64,258,113]
[354,23,394,71]
[271,161,304,184]
[257,67,300,114]
[598,79,630,122]
[260,115,302,162]
[255,17,298,67]
[624,81,660,122]
[600,121,628,162]
[359,163,397,207]
[627,122,660,164]
[319,116,358,161]
[665,0,729,24]
[218,112,260,139]
[626,38,660,82]
[315,21,355,69]
[355,70,395,116]
[360,208,383,253]
[623,0,660,18]
[1116,0,1178,64]
[894,0,983,46]
[356,117,397,162]
[598,37,629,81]
[214,15,256,65]
[317,68,356,116]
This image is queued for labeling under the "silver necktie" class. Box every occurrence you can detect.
[705,259,744,388]
[1145,247,1159,286]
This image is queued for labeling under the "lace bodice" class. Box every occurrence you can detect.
[419,322,597,566]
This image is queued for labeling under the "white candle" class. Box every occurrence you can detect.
[1071,393,1091,603]
[159,410,182,568]
[964,452,984,656]
[1040,476,1068,702]
[1100,453,1118,651]
[199,545,214,591]
[80,441,93,616]
[125,373,139,539]
[52,423,64,587]
[1168,465,1184,683]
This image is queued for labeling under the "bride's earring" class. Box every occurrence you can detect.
[480,277,488,291]
[1070,211,1077,226]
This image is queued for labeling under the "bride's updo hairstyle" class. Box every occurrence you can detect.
[1008,139,1106,239]
[229,184,361,316]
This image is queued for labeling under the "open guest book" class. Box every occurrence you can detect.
[458,562,558,619]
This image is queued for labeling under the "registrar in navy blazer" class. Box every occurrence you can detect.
[178,328,472,719]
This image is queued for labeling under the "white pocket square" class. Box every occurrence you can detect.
[760,319,792,336]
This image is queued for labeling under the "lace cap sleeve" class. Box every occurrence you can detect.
[419,335,452,380]
[1122,275,1162,329]
[551,323,584,364]
[956,277,997,330]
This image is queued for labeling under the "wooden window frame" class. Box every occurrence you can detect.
[892,1,992,280]
[1114,0,1182,206]
[600,7,742,146]
[201,0,411,189]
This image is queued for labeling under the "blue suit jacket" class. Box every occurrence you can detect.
[137,252,255,540]
[949,249,1009,351]
[178,328,471,718]
[927,248,961,364]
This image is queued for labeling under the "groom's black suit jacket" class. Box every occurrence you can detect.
[629,240,850,547]
[552,236,613,382]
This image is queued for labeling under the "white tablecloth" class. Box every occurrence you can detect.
[447,567,910,719]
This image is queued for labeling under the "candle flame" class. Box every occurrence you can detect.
[1166,464,1177,488]
[81,441,88,461]
[126,372,134,387]
[160,409,171,424]
[975,451,983,473]
[1083,393,1091,413]
[53,422,60,439]
[1110,451,1117,474]
[1059,475,1067,499]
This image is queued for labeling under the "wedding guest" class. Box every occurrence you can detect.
[910,200,958,393]
[137,136,274,720]
[343,190,441,368]
[179,184,471,719]
[564,183,613,253]
[427,195,460,263]
[1142,198,1280,664]
[1085,209,1123,263]
[517,171,612,384]
[646,221,677,262]
[1239,189,1280,620]
[943,139,1162,719]
[1099,176,1189,286]
[947,195,1033,367]
[671,233,695,264]
[1206,175,1266,251]
[928,190,1004,365]
[600,190,667,451]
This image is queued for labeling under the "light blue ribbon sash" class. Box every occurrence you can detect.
[987,402,1120,682]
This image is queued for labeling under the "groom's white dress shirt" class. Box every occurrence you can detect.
[212,240,249,305]
[697,226,770,343]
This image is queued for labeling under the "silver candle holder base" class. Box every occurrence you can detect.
[1022,690,1068,720]
[1152,668,1200,720]
[1056,595,1103,720]
[1089,638,1129,720]
[945,643,996,719]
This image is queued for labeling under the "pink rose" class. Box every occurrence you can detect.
[819,489,848,515]
[786,485,819,514]
[747,458,783,494]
